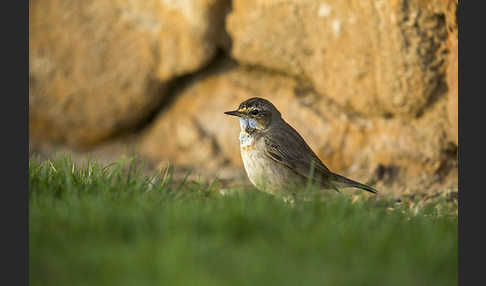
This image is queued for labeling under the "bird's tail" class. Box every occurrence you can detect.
[331,173,377,194]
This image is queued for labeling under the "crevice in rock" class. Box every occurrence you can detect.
[208,0,233,52]
[435,141,458,182]
[108,48,235,141]
[415,71,448,118]
[374,164,400,186]
[412,12,449,119]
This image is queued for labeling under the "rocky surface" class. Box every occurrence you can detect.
[442,0,458,145]
[30,0,458,195]
[29,0,230,147]
[447,37,458,145]
[227,0,449,118]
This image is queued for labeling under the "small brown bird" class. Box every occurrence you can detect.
[224,97,377,200]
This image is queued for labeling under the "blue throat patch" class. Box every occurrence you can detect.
[239,117,259,131]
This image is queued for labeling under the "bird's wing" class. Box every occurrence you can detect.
[263,122,334,186]
[264,122,377,194]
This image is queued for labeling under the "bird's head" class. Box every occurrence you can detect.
[224,97,281,132]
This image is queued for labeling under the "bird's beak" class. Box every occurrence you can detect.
[224,110,244,117]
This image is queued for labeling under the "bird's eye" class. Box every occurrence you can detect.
[250,109,259,115]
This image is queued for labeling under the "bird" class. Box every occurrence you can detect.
[224,97,377,201]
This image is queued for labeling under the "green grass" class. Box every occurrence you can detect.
[29,157,457,286]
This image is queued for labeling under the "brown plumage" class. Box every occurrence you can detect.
[224,97,377,198]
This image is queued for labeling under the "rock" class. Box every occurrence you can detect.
[227,0,449,118]
[29,0,230,147]
[446,39,458,145]
[140,62,456,193]
[442,0,458,145]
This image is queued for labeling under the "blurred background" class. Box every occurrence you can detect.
[29,0,458,197]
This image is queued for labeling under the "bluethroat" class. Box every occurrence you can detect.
[224,97,377,199]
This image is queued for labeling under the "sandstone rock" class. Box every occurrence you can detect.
[442,0,458,145]
[140,63,456,193]
[446,36,458,145]
[227,0,449,118]
[29,0,230,147]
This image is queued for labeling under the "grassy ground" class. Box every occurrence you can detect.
[29,157,457,286]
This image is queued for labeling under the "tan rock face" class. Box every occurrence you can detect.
[446,40,458,145]
[227,0,449,118]
[140,63,456,193]
[442,0,458,145]
[29,0,230,146]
